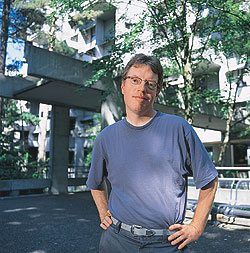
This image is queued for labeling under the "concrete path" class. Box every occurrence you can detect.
[0,192,250,253]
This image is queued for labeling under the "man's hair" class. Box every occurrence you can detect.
[122,54,164,91]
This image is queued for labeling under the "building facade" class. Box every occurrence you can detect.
[8,0,250,176]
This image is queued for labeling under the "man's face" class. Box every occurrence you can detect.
[121,64,159,116]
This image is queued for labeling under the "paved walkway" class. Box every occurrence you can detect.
[0,192,250,253]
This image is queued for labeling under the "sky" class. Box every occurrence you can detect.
[6,38,25,74]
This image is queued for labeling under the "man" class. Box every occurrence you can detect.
[86,54,218,252]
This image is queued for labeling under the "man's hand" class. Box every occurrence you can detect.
[168,177,218,249]
[168,223,201,250]
[100,210,112,230]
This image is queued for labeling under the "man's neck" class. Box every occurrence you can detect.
[126,110,157,127]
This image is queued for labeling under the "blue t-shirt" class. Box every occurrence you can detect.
[86,111,218,229]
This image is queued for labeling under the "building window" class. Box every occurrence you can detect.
[69,151,75,165]
[28,147,38,162]
[125,22,134,29]
[21,131,29,142]
[80,118,94,127]
[90,26,96,41]
[71,34,78,42]
[85,48,95,57]
[33,133,39,141]
[194,76,206,89]
[70,117,76,131]
[205,146,213,160]
[227,68,249,87]
[48,110,51,119]
[84,26,96,42]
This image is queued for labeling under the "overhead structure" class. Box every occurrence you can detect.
[0,44,247,194]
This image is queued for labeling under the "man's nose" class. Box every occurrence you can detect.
[137,80,147,91]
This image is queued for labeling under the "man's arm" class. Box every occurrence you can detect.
[168,176,218,250]
[91,179,112,230]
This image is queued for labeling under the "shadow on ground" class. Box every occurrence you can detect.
[0,193,101,253]
[0,192,249,253]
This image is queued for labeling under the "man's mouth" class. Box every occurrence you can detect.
[133,96,148,100]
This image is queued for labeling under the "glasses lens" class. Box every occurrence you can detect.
[127,77,157,90]
[146,81,157,90]
[129,77,140,85]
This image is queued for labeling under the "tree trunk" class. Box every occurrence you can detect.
[182,1,194,125]
[217,63,246,166]
[37,9,57,162]
[183,59,194,125]
[37,104,50,162]
[0,0,11,74]
[0,0,11,132]
[49,7,57,51]
[217,105,233,166]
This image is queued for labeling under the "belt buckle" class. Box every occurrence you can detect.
[131,224,142,235]
[131,225,156,237]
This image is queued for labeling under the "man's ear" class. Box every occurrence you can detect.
[121,80,125,95]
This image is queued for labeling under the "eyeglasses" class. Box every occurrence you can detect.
[125,76,158,90]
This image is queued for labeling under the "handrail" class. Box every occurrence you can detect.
[216,167,250,170]
[187,176,250,222]
[234,179,250,206]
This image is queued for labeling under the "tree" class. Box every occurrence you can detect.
[79,0,250,165]
[205,0,250,166]
[0,0,11,74]
[0,0,47,129]
[78,1,225,124]
[1,0,47,72]
[0,0,46,178]
[0,99,40,179]
[2,0,248,168]
[0,0,11,135]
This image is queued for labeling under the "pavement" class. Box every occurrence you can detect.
[0,192,250,253]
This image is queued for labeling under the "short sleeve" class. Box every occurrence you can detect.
[86,134,107,190]
[185,127,218,189]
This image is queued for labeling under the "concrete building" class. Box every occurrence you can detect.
[1,0,250,194]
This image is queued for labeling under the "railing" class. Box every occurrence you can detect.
[216,166,250,178]
[0,178,51,197]
[67,166,89,192]
[0,165,50,180]
[188,167,250,222]
[0,165,89,197]
[68,166,89,178]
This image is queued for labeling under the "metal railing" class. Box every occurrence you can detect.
[187,171,250,223]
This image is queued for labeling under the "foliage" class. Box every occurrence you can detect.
[33,31,77,56]
[0,157,49,180]
[0,0,48,73]
[8,0,47,40]
[79,0,250,166]
[2,1,249,169]
[84,114,101,168]
[79,1,226,123]
[83,18,144,88]
[80,0,249,124]
[202,0,250,165]
[0,99,41,180]
[26,158,49,179]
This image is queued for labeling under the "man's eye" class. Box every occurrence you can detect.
[148,82,156,88]
[131,78,139,84]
